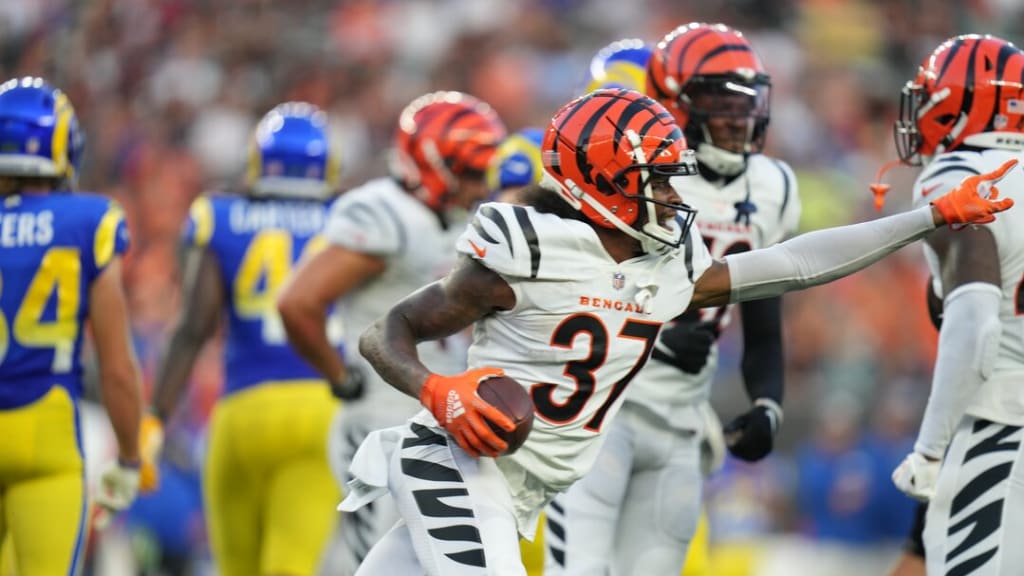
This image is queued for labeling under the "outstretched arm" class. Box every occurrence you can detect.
[690,159,1017,309]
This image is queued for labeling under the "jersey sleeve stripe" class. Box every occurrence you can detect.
[94,204,125,269]
[922,164,981,183]
[479,205,514,254]
[512,206,541,278]
[471,216,500,245]
[189,197,214,247]
[934,154,968,164]
[771,159,791,219]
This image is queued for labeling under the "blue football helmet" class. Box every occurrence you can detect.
[582,39,653,94]
[0,77,85,187]
[486,127,544,193]
[246,102,341,199]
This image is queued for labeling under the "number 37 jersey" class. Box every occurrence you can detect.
[183,194,338,397]
[0,192,129,409]
[455,202,713,497]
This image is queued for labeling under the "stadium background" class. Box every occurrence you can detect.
[2,0,1021,574]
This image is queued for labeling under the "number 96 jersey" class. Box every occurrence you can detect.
[0,192,129,409]
[183,194,338,397]
[451,202,712,530]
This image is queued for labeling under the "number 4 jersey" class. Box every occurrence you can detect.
[451,201,713,529]
[183,194,337,397]
[0,192,129,409]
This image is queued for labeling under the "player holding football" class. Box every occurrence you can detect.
[885,34,1024,576]
[277,91,506,575]
[545,25,798,575]
[150,102,344,575]
[0,77,143,574]
[345,86,1014,575]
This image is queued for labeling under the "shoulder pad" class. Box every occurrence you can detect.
[323,179,409,255]
[457,202,592,280]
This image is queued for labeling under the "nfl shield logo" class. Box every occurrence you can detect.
[612,271,625,291]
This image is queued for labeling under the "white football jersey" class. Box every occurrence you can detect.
[323,178,469,406]
[438,201,713,530]
[627,155,801,424]
[912,149,1024,425]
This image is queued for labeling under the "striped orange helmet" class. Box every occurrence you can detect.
[647,23,770,175]
[391,91,507,210]
[895,34,1024,165]
[541,88,699,250]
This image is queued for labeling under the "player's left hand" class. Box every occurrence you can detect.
[723,399,782,462]
[892,452,941,502]
[94,459,141,529]
[932,158,1017,227]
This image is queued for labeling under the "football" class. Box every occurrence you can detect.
[477,375,534,455]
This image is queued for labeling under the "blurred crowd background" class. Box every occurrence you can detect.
[3,0,1023,574]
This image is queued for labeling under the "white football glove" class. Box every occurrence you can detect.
[93,460,141,529]
[892,452,941,502]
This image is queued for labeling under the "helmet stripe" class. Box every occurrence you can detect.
[693,44,754,75]
[673,28,715,90]
[959,39,984,124]
[572,95,622,184]
[51,92,72,177]
[935,38,966,85]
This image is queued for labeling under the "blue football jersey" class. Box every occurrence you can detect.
[0,192,130,409]
[182,195,341,396]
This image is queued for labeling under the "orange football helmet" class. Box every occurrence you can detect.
[647,23,770,175]
[391,91,507,210]
[541,88,698,251]
[895,34,1024,165]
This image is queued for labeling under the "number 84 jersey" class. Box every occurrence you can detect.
[454,202,713,505]
[0,193,129,409]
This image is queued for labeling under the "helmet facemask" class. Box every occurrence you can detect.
[894,81,960,166]
[680,74,770,176]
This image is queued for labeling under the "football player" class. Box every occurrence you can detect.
[886,34,1024,576]
[0,77,143,573]
[346,87,1013,575]
[276,92,506,575]
[546,24,798,575]
[150,102,343,575]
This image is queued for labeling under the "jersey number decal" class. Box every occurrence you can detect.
[0,248,81,372]
[234,232,342,344]
[531,314,661,432]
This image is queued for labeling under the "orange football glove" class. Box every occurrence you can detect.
[420,367,515,458]
[932,158,1017,228]
[138,413,164,493]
